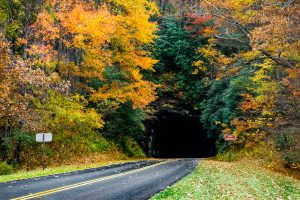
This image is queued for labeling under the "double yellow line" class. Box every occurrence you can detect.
[12,160,174,200]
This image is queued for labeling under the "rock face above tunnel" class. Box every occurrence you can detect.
[149,110,216,158]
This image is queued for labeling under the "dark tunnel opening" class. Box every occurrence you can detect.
[149,111,216,158]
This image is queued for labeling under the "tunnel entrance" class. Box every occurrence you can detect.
[150,111,216,158]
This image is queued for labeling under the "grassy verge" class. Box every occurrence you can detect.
[0,160,130,183]
[151,159,300,200]
[0,152,147,183]
[0,161,127,183]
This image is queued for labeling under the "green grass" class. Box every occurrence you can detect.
[151,160,300,200]
[0,160,135,183]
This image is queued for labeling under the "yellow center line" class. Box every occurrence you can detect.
[11,160,176,200]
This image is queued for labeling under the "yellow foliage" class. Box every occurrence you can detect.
[29,0,159,109]
[91,80,157,109]
[44,91,104,135]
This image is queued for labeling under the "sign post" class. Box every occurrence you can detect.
[224,134,237,162]
[36,133,52,170]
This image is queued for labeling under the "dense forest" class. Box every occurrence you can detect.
[0,0,299,172]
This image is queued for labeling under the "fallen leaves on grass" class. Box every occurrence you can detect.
[151,160,300,200]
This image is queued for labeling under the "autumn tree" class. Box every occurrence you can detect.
[200,0,299,66]
[1,0,160,166]
[28,0,159,109]
[196,0,299,164]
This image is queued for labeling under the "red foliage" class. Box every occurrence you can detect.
[185,13,212,25]
[184,13,213,37]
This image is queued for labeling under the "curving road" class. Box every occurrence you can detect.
[0,159,199,200]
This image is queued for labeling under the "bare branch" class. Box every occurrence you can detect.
[213,35,250,47]
[281,0,295,9]
[261,50,297,68]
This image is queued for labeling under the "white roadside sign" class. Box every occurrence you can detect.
[36,133,52,142]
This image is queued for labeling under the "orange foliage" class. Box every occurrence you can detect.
[91,81,158,109]
[27,0,159,109]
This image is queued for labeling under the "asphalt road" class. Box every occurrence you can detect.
[0,159,199,200]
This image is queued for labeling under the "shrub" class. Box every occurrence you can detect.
[215,150,239,162]
[0,129,33,165]
[104,101,146,142]
[284,151,300,169]
[90,138,110,152]
[276,132,296,150]
[0,161,14,175]
[122,137,146,158]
